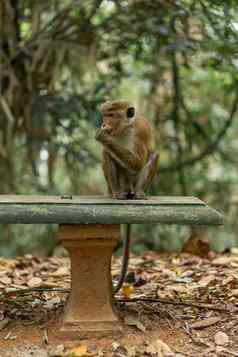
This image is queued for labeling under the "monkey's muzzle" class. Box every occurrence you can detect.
[101,123,113,135]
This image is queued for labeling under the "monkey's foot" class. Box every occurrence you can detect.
[133,191,147,200]
[113,192,129,200]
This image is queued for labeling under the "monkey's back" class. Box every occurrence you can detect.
[134,116,155,154]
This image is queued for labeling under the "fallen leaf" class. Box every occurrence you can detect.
[69,344,88,356]
[50,266,69,277]
[27,277,42,287]
[216,346,238,356]
[111,342,120,351]
[231,247,238,255]
[38,281,59,288]
[230,289,238,297]
[157,290,174,299]
[0,277,12,285]
[222,276,234,285]
[125,345,137,357]
[43,329,49,344]
[167,285,188,294]
[212,256,238,265]
[111,342,127,356]
[173,277,192,284]
[122,284,134,299]
[0,270,11,276]
[48,344,65,356]
[214,331,229,346]
[190,317,221,329]
[44,296,61,309]
[4,331,12,340]
[0,318,9,331]
[125,315,146,332]
[160,268,177,278]
[198,275,215,287]
[146,339,174,357]
[182,238,210,257]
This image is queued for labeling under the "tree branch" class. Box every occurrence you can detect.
[118,297,230,312]
[160,90,238,172]
[170,17,187,194]
[9,0,82,61]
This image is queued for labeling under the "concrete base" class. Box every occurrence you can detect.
[57,224,121,332]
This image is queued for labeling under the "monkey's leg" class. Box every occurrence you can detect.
[115,168,132,200]
[102,149,120,196]
[134,152,158,199]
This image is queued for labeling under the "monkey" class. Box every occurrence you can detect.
[95,100,158,293]
[96,100,158,199]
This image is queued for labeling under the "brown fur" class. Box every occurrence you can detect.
[96,100,158,199]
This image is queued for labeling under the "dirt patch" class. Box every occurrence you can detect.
[0,251,237,356]
[0,317,195,356]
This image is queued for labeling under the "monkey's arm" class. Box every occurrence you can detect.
[102,149,119,194]
[96,129,143,174]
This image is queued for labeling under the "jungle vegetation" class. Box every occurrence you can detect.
[1,0,238,255]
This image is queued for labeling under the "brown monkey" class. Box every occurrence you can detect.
[96,100,158,200]
[95,100,158,292]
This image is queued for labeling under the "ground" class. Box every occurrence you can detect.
[0,249,237,357]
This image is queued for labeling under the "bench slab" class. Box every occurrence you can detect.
[0,195,223,225]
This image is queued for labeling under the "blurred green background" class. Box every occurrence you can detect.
[1,0,238,256]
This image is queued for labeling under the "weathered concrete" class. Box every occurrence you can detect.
[0,195,223,225]
[58,224,122,332]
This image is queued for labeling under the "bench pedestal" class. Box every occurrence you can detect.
[57,224,121,332]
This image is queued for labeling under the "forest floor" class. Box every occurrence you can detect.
[0,248,238,357]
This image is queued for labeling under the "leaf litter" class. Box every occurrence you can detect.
[0,251,237,356]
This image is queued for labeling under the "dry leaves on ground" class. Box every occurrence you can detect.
[0,251,238,356]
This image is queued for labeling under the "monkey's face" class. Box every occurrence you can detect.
[100,103,135,137]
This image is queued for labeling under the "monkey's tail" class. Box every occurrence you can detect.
[113,224,131,294]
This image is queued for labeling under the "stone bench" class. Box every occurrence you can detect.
[0,195,223,333]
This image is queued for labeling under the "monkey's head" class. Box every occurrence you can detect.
[100,100,135,136]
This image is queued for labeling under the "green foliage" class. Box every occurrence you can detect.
[1,0,238,255]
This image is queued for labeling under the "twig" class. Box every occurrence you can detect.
[0,97,15,123]
[172,347,193,357]
[118,297,231,313]
[0,287,69,297]
[1,288,231,313]
[43,329,49,345]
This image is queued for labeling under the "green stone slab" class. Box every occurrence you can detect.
[0,195,204,205]
[0,195,223,225]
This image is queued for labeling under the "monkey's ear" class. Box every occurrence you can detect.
[126,107,135,118]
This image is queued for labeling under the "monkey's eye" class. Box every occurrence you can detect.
[127,107,135,118]
[107,113,114,117]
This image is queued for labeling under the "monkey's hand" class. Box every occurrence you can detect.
[95,128,112,144]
